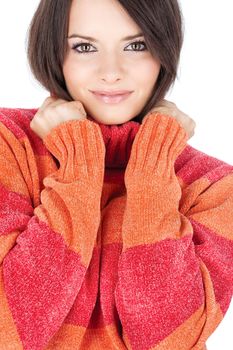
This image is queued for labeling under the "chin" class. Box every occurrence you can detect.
[87,113,134,126]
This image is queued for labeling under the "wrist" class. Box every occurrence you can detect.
[43,119,105,183]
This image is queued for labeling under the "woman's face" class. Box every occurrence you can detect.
[63,0,161,125]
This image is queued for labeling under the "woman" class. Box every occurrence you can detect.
[0,0,232,349]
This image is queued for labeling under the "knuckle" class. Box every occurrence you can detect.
[76,101,85,110]
[75,100,82,105]
[191,120,196,127]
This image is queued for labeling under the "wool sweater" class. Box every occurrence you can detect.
[0,106,232,350]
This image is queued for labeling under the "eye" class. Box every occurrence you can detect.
[71,40,147,54]
[125,40,147,52]
[72,41,96,54]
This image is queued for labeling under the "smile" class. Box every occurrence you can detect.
[91,91,133,104]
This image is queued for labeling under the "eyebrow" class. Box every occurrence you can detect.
[67,33,144,42]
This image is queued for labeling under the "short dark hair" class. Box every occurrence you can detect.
[26,0,184,123]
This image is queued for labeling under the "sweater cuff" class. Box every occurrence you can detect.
[42,119,105,183]
[125,113,188,185]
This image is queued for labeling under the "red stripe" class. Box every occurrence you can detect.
[3,216,86,350]
[190,217,233,314]
[0,108,51,156]
[0,184,33,235]
[114,234,205,349]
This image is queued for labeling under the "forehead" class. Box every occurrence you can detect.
[68,0,141,35]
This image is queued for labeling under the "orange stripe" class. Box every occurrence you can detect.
[0,231,19,264]
[150,305,222,349]
[33,190,99,266]
[45,323,127,350]
[34,153,59,189]
[45,323,86,349]
[79,324,127,350]
[0,120,40,207]
[187,173,233,240]
[0,123,31,198]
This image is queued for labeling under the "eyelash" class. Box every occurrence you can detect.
[71,40,147,54]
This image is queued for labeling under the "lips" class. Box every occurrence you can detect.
[91,90,132,96]
[91,91,132,104]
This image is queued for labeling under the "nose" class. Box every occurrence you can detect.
[99,54,124,82]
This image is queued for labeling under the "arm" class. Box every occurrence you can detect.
[114,113,233,350]
[0,116,105,350]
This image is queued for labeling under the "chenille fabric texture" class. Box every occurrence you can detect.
[0,107,232,350]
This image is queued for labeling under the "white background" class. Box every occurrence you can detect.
[0,1,232,349]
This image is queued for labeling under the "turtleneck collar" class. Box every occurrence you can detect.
[88,117,141,169]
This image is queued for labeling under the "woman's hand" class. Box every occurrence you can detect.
[148,99,196,139]
[30,94,87,139]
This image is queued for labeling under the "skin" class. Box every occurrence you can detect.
[31,0,196,139]
[63,0,161,126]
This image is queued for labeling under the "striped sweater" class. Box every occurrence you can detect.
[0,106,232,350]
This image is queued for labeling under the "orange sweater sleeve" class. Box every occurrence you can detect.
[114,113,233,349]
[0,117,105,349]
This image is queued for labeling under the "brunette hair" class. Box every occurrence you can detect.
[26,0,184,123]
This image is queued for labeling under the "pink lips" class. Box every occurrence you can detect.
[91,91,133,104]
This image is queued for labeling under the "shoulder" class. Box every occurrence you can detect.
[0,106,38,138]
[0,106,47,155]
[175,144,233,186]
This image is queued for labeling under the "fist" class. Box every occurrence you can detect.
[148,99,196,139]
[30,95,87,139]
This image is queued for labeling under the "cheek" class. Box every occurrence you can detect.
[141,59,161,85]
[63,59,85,91]
[133,59,160,98]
